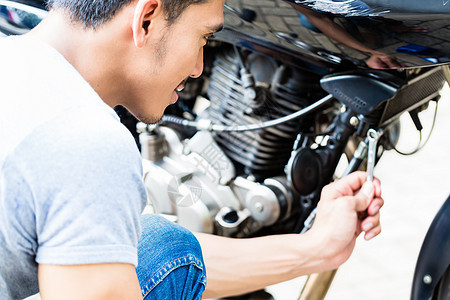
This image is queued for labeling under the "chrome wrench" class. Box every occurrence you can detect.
[366,129,381,182]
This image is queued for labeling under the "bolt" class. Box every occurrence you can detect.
[245,88,256,100]
[423,275,432,284]
[247,175,256,182]
[255,202,264,213]
[349,116,360,127]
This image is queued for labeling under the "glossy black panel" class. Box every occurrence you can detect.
[9,0,45,9]
[218,0,450,70]
[2,0,450,70]
[411,196,450,300]
[0,0,47,34]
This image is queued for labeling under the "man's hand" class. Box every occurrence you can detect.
[366,51,405,69]
[306,171,383,269]
[198,171,384,298]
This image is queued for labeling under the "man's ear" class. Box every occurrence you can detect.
[132,0,163,48]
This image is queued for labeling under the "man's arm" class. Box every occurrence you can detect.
[196,232,327,299]
[198,171,383,299]
[38,263,143,300]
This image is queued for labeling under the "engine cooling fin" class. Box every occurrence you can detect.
[201,49,325,179]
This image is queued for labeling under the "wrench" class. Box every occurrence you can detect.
[366,129,381,182]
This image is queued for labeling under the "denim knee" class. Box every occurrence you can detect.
[136,214,206,299]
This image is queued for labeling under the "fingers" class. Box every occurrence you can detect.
[368,196,384,216]
[328,171,367,196]
[381,55,405,68]
[321,172,382,202]
[362,220,381,240]
[337,171,381,196]
[361,211,379,230]
[361,212,381,240]
[373,178,382,198]
[350,179,383,213]
[353,181,374,212]
[407,25,429,33]
[323,172,384,243]
[367,53,405,69]
[321,172,382,213]
[361,197,383,240]
[366,56,388,69]
[364,224,381,240]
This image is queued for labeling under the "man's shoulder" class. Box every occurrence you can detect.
[0,35,131,166]
[15,105,139,168]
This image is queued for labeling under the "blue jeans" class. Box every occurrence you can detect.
[136,214,207,300]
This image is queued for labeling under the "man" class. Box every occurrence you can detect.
[0,0,383,299]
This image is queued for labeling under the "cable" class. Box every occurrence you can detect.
[160,115,198,127]
[161,94,334,132]
[393,100,439,155]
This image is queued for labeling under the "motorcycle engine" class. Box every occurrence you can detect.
[201,48,325,180]
[142,46,328,237]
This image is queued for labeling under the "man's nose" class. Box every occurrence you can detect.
[190,48,204,78]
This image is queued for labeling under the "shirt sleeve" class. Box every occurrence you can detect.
[11,107,147,266]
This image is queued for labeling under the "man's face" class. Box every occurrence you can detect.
[123,0,225,124]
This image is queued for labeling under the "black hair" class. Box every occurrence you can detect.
[46,0,207,28]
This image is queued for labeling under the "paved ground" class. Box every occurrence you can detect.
[266,83,450,300]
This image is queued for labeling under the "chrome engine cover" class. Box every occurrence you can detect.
[142,126,287,237]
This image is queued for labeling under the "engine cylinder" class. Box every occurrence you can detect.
[202,48,325,180]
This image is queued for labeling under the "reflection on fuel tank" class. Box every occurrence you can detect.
[222,0,450,70]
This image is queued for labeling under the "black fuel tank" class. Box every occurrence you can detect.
[218,0,450,71]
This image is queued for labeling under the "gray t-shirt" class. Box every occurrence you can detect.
[0,36,147,299]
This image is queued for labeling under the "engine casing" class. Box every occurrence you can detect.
[142,126,292,237]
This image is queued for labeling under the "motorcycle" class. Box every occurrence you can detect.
[1,0,449,299]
